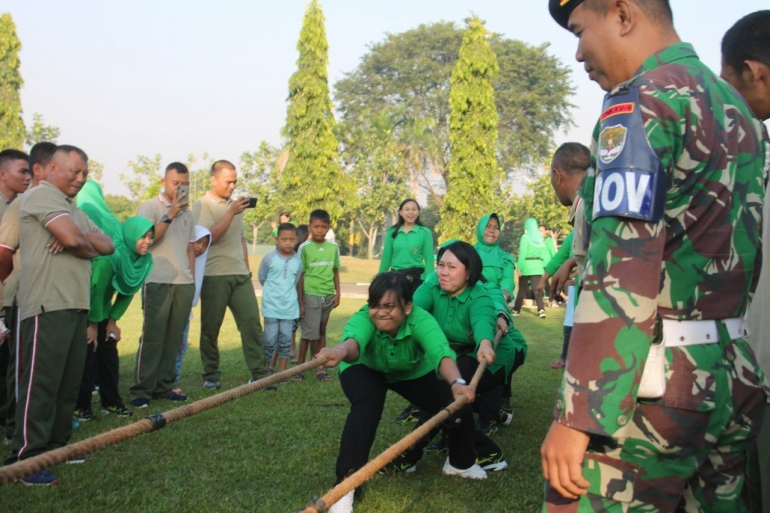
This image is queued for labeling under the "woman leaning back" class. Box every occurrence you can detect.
[317,272,487,513]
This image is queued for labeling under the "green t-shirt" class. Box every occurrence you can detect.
[89,258,134,323]
[379,225,434,280]
[339,305,456,383]
[299,239,340,296]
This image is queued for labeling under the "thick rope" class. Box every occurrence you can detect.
[303,331,503,513]
[0,356,328,485]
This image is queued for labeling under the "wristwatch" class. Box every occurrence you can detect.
[449,378,467,388]
[161,214,172,224]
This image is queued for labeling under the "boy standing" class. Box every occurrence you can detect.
[258,223,300,375]
[297,210,340,381]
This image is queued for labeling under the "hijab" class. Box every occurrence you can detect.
[192,225,211,307]
[474,213,514,283]
[523,218,544,248]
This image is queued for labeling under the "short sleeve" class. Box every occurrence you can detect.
[341,306,376,352]
[26,186,70,227]
[0,206,20,251]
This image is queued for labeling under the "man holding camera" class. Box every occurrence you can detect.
[192,160,269,390]
[130,162,195,408]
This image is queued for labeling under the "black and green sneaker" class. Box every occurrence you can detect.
[393,404,421,423]
[73,409,96,422]
[378,455,417,475]
[102,405,133,417]
[476,452,508,472]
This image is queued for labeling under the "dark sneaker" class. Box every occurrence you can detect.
[131,398,151,409]
[425,434,449,453]
[20,469,58,486]
[393,404,421,423]
[164,391,189,402]
[66,455,87,464]
[477,418,498,437]
[378,459,417,475]
[203,379,221,390]
[73,409,96,422]
[249,378,277,391]
[498,407,513,426]
[102,405,133,417]
[476,452,508,472]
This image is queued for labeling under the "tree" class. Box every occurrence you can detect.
[280,0,353,223]
[104,194,135,222]
[334,21,574,205]
[239,142,280,252]
[120,154,163,204]
[437,18,502,242]
[24,113,60,147]
[337,108,409,258]
[185,152,214,204]
[506,172,571,254]
[88,159,104,186]
[0,13,25,150]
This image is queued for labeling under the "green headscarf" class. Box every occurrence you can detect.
[76,181,155,295]
[523,218,544,248]
[474,213,514,282]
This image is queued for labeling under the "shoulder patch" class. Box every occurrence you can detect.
[600,102,635,122]
[592,168,665,221]
[598,125,627,164]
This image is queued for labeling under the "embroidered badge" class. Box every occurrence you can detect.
[600,102,634,122]
[599,124,627,164]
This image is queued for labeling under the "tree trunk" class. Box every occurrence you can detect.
[367,227,378,259]
[348,219,354,257]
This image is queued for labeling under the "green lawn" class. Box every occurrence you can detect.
[1,300,566,512]
[249,254,382,284]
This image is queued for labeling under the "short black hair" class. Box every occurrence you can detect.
[210,159,235,176]
[280,211,292,219]
[277,222,297,236]
[294,224,309,252]
[436,241,484,287]
[166,162,189,175]
[309,209,330,224]
[553,142,591,176]
[368,272,413,310]
[722,10,770,72]
[28,142,57,169]
[585,0,673,24]
[55,144,88,163]
[0,149,29,170]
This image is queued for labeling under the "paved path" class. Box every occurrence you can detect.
[253,281,369,299]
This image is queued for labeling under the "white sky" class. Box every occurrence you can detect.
[3,0,767,195]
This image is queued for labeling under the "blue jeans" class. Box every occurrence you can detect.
[263,318,293,360]
[174,321,190,387]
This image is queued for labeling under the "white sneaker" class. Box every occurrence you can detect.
[442,459,487,479]
[329,489,354,513]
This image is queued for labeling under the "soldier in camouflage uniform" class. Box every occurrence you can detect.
[542,0,768,510]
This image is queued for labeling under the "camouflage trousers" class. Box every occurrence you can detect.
[545,333,767,512]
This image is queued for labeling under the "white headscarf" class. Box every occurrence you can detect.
[193,225,211,307]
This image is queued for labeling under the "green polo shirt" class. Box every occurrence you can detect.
[339,305,456,383]
[379,225,434,279]
[298,239,340,296]
[193,193,249,277]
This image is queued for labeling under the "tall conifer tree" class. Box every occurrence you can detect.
[0,13,25,149]
[437,18,502,242]
[280,1,350,223]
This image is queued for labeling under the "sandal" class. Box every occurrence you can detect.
[291,373,304,382]
[316,372,333,382]
[550,359,566,369]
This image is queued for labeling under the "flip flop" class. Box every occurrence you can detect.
[550,359,566,369]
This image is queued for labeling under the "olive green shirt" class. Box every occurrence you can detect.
[138,194,195,285]
[0,196,22,307]
[19,181,97,320]
[339,305,456,383]
[193,193,249,277]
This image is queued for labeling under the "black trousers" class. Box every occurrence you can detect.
[513,274,544,312]
[457,355,505,423]
[76,320,124,411]
[501,347,528,401]
[335,365,477,483]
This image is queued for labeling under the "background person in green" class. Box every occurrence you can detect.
[512,217,548,318]
[721,10,770,512]
[474,213,514,303]
[542,0,767,509]
[316,272,485,513]
[74,182,155,419]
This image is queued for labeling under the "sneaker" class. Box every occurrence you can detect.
[66,455,87,464]
[378,455,417,475]
[498,407,513,426]
[164,390,189,402]
[393,404,421,423]
[102,405,133,417]
[131,398,151,409]
[477,418,498,437]
[290,373,304,382]
[442,459,487,479]
[249,378,277,391]
[425,434,449,453]
[19,469,58,486]
[73,409,96,422]
[511,310,521,317]
[476,452,508,472]
[203,379,221,390]
[539,309,546,319]
[329,489,354,513]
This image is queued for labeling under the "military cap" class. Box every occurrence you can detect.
[549,0,585,29]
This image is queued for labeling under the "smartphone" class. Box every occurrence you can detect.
[177,185,190,209]
[246,197,257,208]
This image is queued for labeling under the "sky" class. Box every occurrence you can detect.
[2,0,768,195]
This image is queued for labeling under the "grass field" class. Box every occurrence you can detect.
[1,293,566,511]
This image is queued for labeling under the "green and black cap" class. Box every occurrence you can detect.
[549,0,585,29]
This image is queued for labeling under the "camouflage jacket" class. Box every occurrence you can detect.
[556,43,767,437]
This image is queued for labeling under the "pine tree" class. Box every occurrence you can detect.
[0,13,25,150]
[436,18,502,242]
[280,0,352,224]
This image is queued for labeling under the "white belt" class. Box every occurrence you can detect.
[663,317,749,347]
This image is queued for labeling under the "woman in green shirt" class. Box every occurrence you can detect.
[474,213,515,302]
[379,199,434,292]
[317,272,486,512]
[75,182,155,419]
[512,217,548,317]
